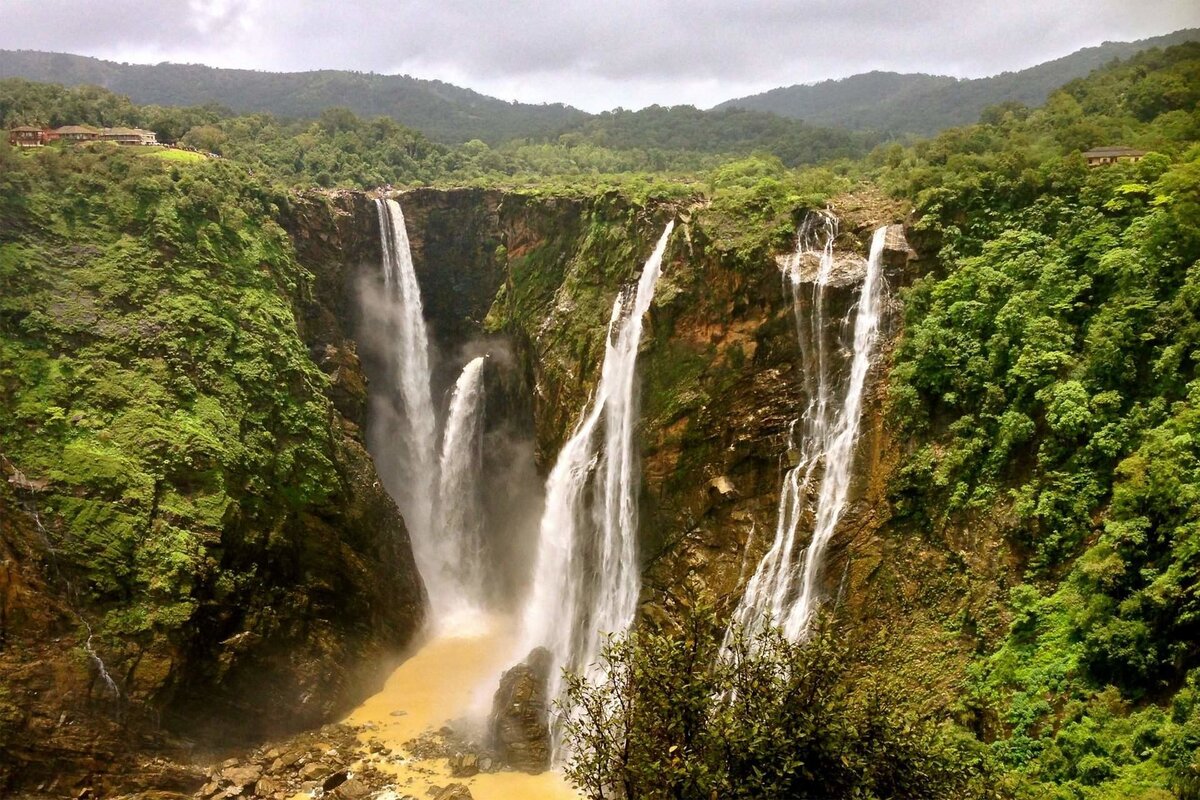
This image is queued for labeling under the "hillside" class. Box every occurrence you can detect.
[0,49,588,144]
[715,28,1200,134]
[2,28,1199,800]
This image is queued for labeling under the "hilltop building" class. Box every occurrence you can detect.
[100,127,158,145]
[1083,146,1146,166]
[8,126,46,147]
[53,125,101,142]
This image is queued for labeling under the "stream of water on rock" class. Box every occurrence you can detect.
[433,355,489,625]
[516,221,675,758]
[728,217,888,641]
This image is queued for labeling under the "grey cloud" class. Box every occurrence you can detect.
[0,0,1197,110]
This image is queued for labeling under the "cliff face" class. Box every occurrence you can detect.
[0,185,425,796]
[0,182,969,796]
[385,187,933,636]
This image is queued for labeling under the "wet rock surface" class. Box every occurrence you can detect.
[488,647,552,773]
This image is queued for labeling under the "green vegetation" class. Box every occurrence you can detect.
[564,608,994,800]
[141,147,207,163]
[0,143,339,640]
[717,28,1200,135]
[881,41,1200,798]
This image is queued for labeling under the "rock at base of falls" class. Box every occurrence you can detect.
[488,647,552,773]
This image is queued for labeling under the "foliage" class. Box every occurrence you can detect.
[563,609,994,800]
[717,29,1200,135]
[0,145,339,640]
[881,39,1200,799]
[1,79,874,190]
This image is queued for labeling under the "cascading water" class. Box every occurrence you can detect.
[517,221,675,754]
[433,355,489,622]
[728,216,888,642]
[373,198,441,610]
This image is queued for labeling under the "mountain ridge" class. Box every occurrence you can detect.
[713,28,1200,134]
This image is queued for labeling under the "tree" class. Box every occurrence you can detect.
[562,609,994,800]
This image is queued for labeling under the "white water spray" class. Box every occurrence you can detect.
[374,198,441,608]
[729,217,888,641]
[433,355,489,628]
[517,221,675,754]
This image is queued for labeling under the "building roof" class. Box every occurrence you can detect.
[1083,146,1146,157]
[54,125,99,134]
[10,125,44,132]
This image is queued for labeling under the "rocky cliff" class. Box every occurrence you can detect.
[373,186,933,644]
[0,178,425,796]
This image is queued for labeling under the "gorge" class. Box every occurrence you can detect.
[4,39,1200,794]
[0,180,920,796]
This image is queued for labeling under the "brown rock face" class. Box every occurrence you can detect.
[489,647,552,773]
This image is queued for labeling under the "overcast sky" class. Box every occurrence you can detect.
[2,0,1198,111]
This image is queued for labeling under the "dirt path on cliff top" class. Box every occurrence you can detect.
[339,615,578,800]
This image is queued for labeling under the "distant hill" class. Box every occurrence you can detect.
[714,28,1200,135]
[0,50,588,144]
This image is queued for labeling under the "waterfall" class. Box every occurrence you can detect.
[517,221,675,754]
[729,217,888,641]
[373,198,440,607]
[434,355,489,624]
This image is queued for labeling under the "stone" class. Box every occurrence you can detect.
[220,764,263,789]
[488,648,552,773]
[298,762,329,781]
[430,784,473,800]
[332,778,372,800]
[322,769,349,792]
[708,475,737,499]
[254,777,282,796]
[449,753,478,778]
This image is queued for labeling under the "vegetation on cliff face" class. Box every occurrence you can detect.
[880,42,1200,799]
[0,143,423,772]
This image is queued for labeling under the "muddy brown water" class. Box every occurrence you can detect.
[341,615,578,800]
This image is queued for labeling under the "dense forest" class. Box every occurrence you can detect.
[1,28,1198,800]
[716,27,1200,134]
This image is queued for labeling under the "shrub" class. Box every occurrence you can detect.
[562,608,995,800]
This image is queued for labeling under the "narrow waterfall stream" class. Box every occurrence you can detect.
[434,355,490,623]
[729,218,888,641]
[373,198,441,608]
[517,221,675,757]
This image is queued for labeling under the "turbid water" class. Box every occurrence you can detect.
[343,616,578,800]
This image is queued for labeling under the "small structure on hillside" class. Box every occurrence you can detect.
[54,125,100,142]
[100,127,158,145]
[1083,146,1146,167]
[8,126,46,147]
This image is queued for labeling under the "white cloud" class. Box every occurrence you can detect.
[0,0,1197,110]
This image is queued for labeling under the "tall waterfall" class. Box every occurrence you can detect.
[729,216,888,641]
[373,198,441,609]
[518,221,675,752]
[434,355,489,621]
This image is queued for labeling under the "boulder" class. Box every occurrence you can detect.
[430,785,473,800]
[219,764,262,790]
[488,648,552,773]
[449,752,478,777]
